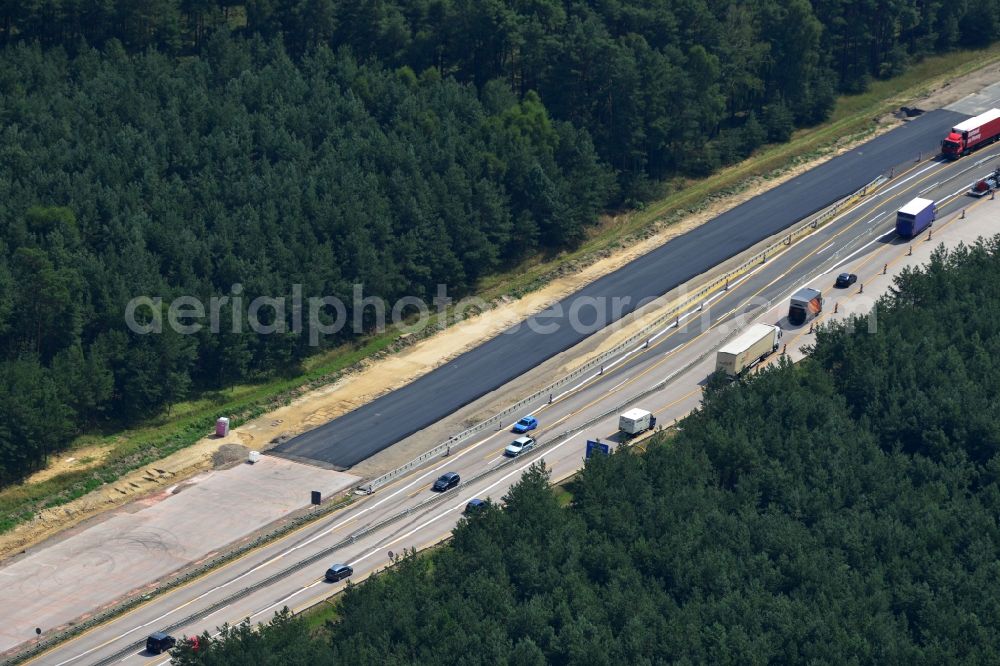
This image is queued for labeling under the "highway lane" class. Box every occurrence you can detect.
[20,143,1000,666]
[274,110,967,469]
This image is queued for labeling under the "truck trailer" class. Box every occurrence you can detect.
[895,197,935,238]
[942,108,1000,159]
[715,323,782,377]
[788,288,822,326]
[618,408,656,436]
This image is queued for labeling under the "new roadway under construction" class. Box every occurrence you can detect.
[273,108,967,469]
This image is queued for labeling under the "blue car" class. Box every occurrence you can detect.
[512,416,538,433]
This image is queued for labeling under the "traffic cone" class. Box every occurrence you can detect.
[859,283,864,294]
[834,303,839,314]
[928,229,932,241]
[961,209,966,219]
[908,245,913,256]
[782,344,787,355]
[883,263,888,275]
[808,323,813,334]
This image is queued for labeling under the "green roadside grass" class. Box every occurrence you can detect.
[0,331,402,533]
[551,481,575,508]
[2,45,999,538]
[476,44,1000,302]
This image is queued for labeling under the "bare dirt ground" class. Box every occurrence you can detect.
[1,61,980,562]
[3,127,887,561]
[911,59,1000,110]
[23,443,112,485]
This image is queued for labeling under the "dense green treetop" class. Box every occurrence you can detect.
[1,1,998,485]
[0,37,611,484]
[170,239,1000,664]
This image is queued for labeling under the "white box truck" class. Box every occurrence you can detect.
[715,323,782,378]
[619,408,656,436]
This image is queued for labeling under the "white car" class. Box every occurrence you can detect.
[504,436,536,457]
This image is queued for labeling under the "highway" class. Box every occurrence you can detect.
[273,109,967,469]
[18,138,1000,666]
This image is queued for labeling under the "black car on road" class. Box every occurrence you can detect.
[464,498,487,514]
[325,563,354,582]
[433,472,460,491]
[835,272,857,288]
[146,632,177,655]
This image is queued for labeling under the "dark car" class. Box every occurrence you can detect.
[325,563,354,582]
[146,632,177,655]
[464,498,487,514]
[432,472,460,491]
[835,272,857,288]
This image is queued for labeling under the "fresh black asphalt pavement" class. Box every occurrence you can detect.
[273,109,967,469]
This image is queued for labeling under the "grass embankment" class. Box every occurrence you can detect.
[2,45,998,537]
[0,333,401,533]
[478,44,1000,301]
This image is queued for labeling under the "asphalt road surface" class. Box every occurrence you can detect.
[275,109,967,469]
[21,143,1000,666]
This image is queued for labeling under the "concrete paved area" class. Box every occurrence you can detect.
[19,129,1000,666]
[0,457,357,653]
[946,80,1000,116]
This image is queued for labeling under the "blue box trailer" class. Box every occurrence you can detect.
[895,197,936,238]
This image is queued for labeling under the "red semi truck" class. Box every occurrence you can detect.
[942,108,1000,159]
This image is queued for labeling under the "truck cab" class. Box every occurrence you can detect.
[942,131,965,158]
[941,109,1000,159]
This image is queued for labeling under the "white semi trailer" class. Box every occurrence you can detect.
[715,323,782,378]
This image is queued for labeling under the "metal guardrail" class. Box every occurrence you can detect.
[0,172,892,666]
[4,250,832,666]
[361,174,888,492]
[0,494,355,666]
[39,299,775,666]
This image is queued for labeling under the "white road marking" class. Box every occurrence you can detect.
[824,237,883,274]
[608,377,631,392]
[248,579,324,622]
[53,149,1000,666]
[349,434,582,568]
[876,162,939,196]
